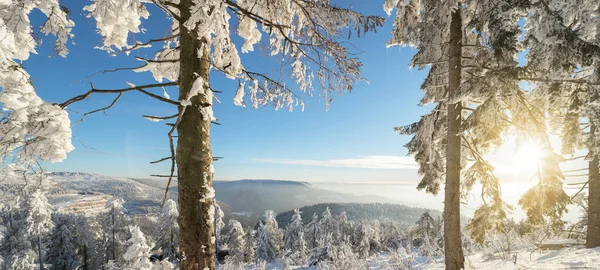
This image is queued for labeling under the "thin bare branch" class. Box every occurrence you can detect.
[57,81,179,108]
[71,92,123,126]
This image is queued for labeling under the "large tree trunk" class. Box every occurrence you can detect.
[587,124,600,248]
[177,0,216,268]
[444,6,465,270]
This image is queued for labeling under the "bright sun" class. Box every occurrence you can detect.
[514,143,543,173]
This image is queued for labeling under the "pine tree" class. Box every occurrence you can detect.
[385,0,559,267]
[263,210,282,255]
[308,233,336,267]
[73,215,102,270]
[122,226,153,270]
[353,222,370,259]
[225,220,245,265]
[254,222,276,263]
[283,209,307,265]
[214,202,226,254]
[24,188,54,270]
[319,207,336,241]
[242,228,255,263]
[0,198,37,270]
[518,0,600,247]
[45,212,79,270]
[335,211,351,245]
[304,213,321,251]
[156,199,179,264]
[98,199,130,264]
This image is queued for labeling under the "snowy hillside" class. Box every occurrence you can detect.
[41,172,427,226]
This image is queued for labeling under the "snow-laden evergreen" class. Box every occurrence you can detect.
[23,187,54,270]
[255,222,277,263]
[122,226,153,270]
[264,210,282,255]
[305,213,321,251]
[0,197,37,269]
[155,199,179,264]
[242,228,256,263]
[45,212,79,270]
[215,202,226,252]
[98,198,130,264]
[226,220,246,265]
[282,209,307,265]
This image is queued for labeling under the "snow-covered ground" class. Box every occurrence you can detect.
[224,247,600,269]
[427,247,600,270]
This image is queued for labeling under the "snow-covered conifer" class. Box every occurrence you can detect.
[215,202,226,253]
[319,207,336,241]
[122,226,153,270]
[264,210,282,255]
[73,215,102,270]
[156,199,179,264]
[24,188,54,270]
[386,0,545,266]
[226,220,245,264]
[353,222,371,259]
[255,222,276,263]
[242,228,255,263]
[305,213,321,250]
[98,198,130,263]
[45,212,79,270]
[283,209,307,265]
[308,233,336,266]
[0,200,37,269]
[335,211,351,244]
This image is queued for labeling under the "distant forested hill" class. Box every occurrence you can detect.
[276,202,441,227]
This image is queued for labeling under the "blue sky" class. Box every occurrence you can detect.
[28,1,432,183]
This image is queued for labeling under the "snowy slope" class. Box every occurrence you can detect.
[420,247,600,270]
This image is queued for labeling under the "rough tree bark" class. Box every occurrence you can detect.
[444,6,465,270]
[177,0,216,268]
[587,124,600,248]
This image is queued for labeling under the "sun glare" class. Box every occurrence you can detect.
[514,143,543,173]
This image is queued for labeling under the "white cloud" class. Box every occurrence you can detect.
[249,155,418,169]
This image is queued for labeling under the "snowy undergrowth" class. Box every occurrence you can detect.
[218,247,600,270]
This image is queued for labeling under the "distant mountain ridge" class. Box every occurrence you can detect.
[40,171,433,227]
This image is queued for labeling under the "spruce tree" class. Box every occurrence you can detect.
[263,210,282,256]
[283,209,307,265]
[156,199,179,264]
[385,1,562,267]
[214,202,225,254]
[24,188,54,270]
[225,220,245,265]
[46,213,79,270]
[519,0,600,246]
[98,199,130,264]
[242,228,255,263]
[254,222,276,263]
[304,213,321,251]
[122,226,153,270]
